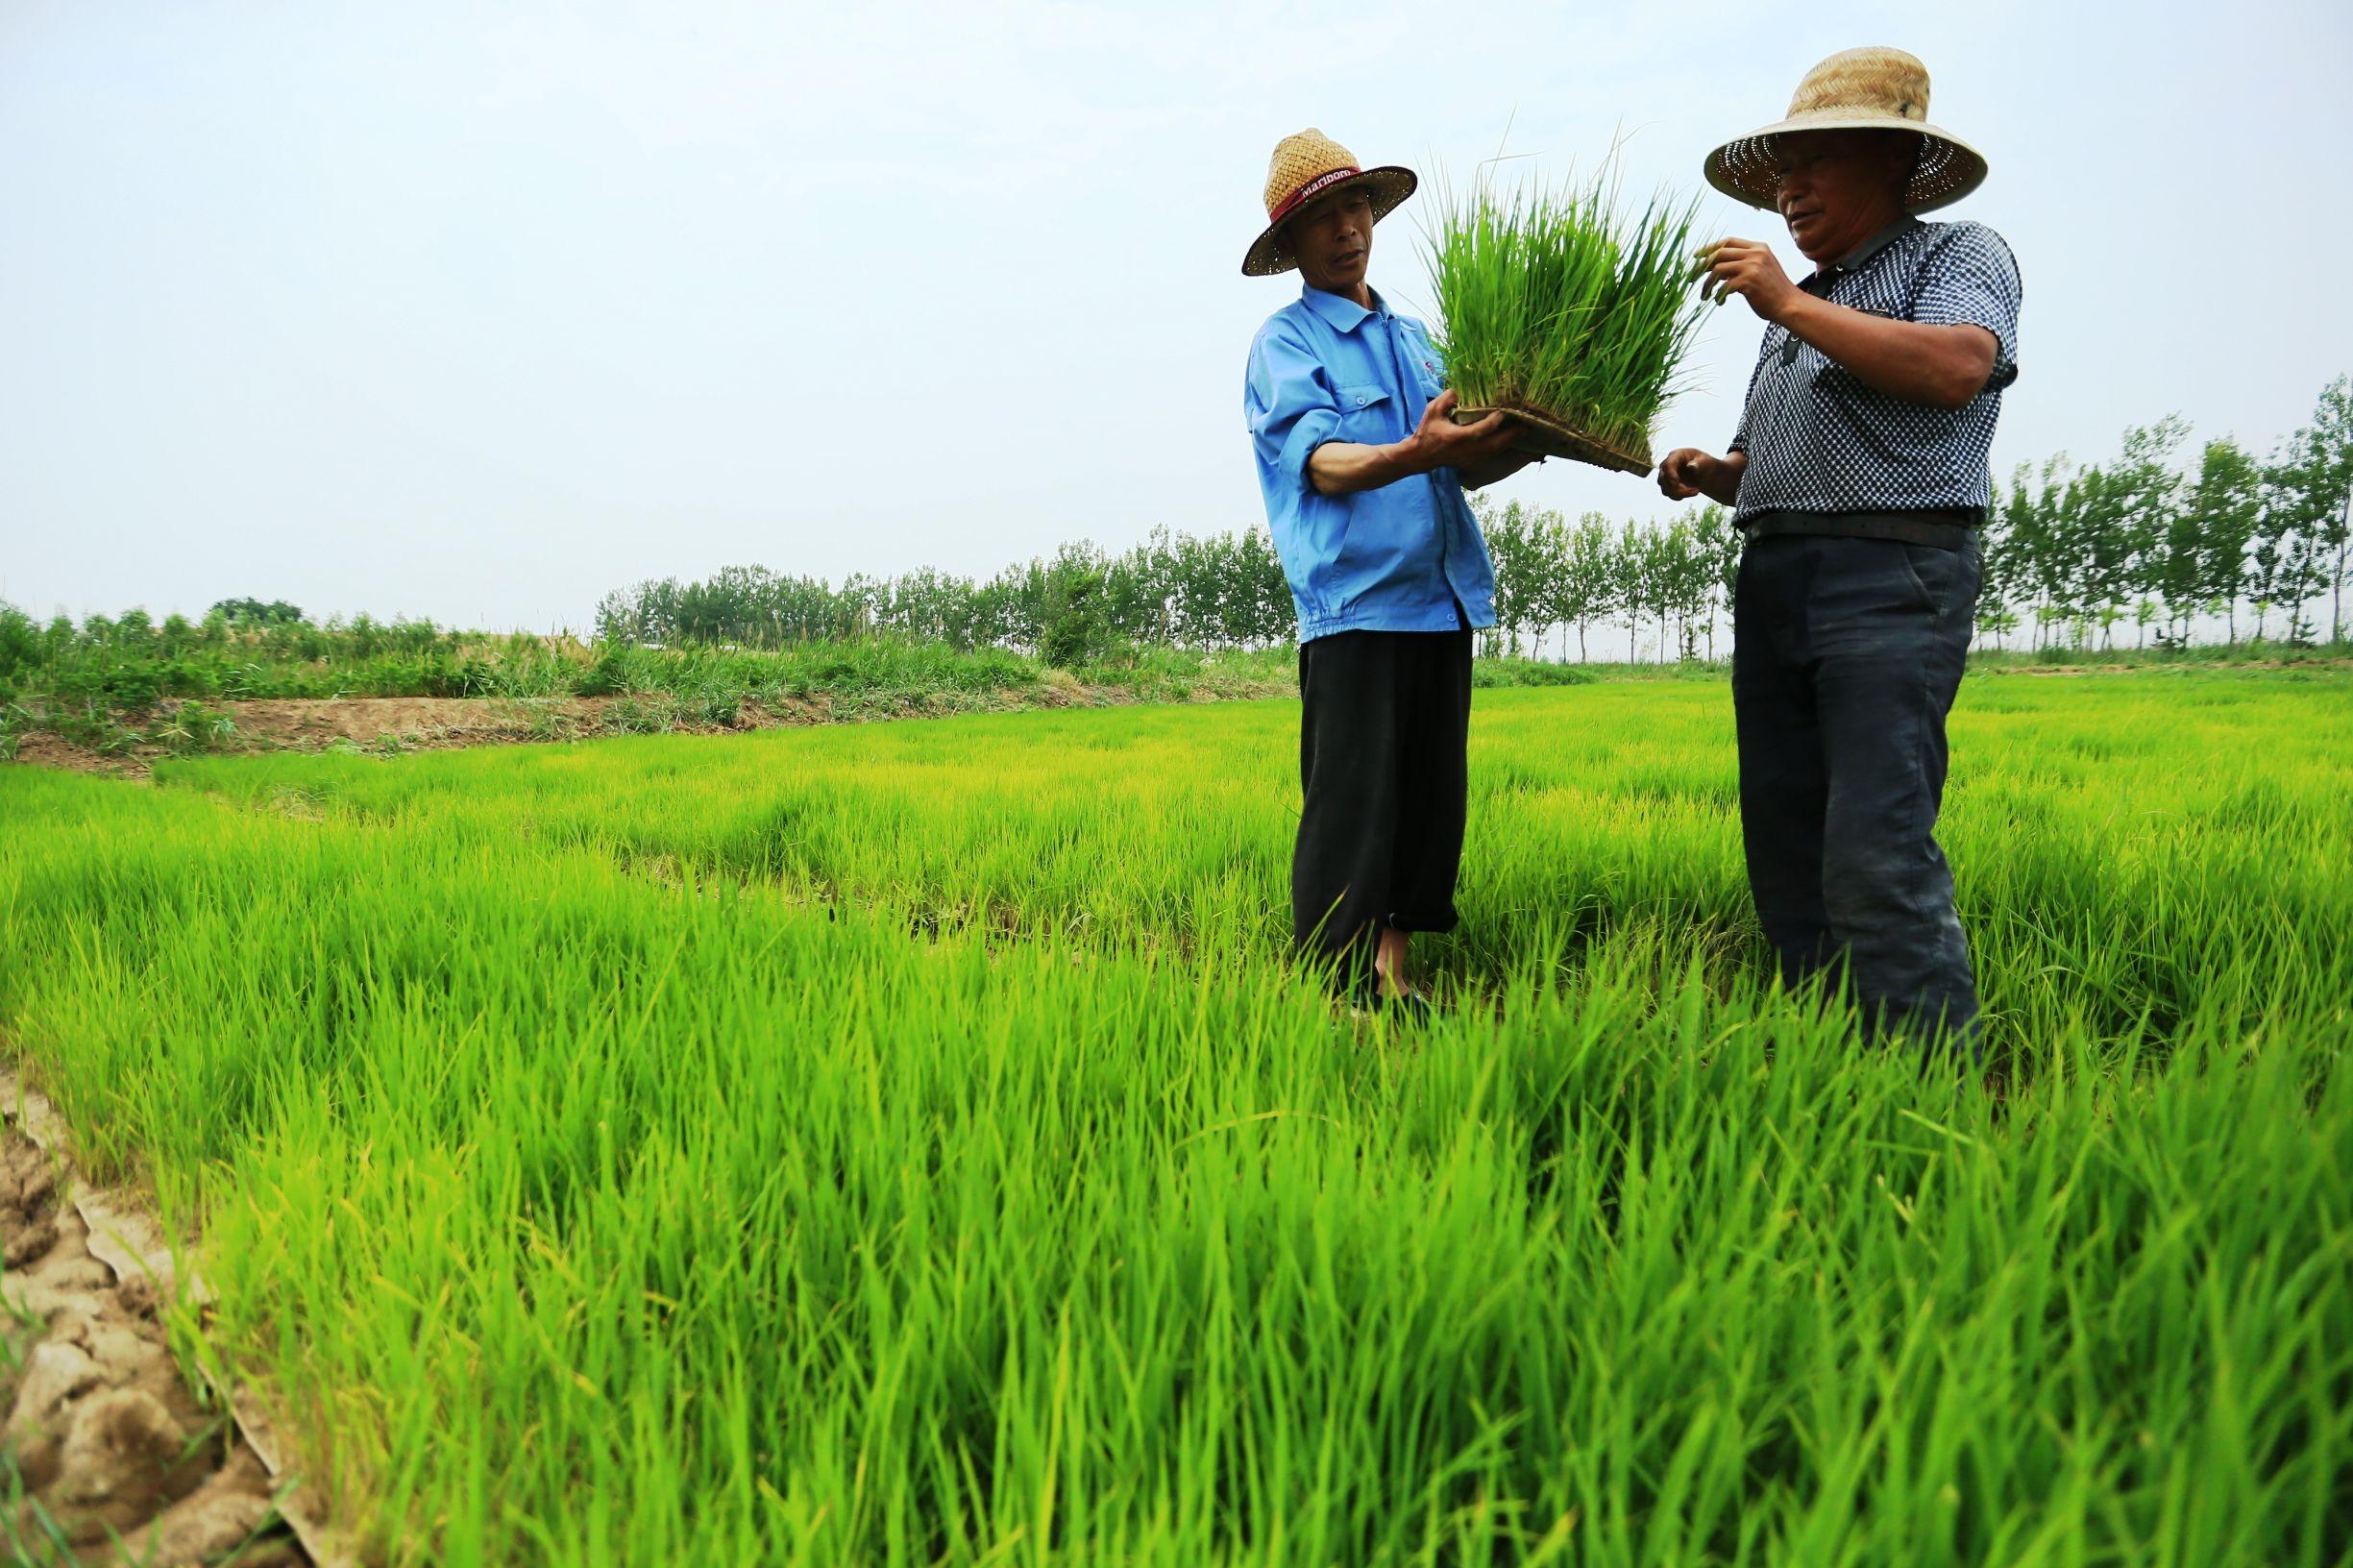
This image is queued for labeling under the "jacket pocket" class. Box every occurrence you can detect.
[1335,381,1393,437]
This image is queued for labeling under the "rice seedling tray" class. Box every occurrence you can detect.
[1426,158,1703,485]
[1450,402,1653,477]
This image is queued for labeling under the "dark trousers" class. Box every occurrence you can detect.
[1731,533,1982,1045]
[1293,625,1474,986]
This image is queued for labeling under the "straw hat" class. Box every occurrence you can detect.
[1240,129,1416,278]
[1704,47,1988,213]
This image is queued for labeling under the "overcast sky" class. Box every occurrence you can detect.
[3,0,2347,631]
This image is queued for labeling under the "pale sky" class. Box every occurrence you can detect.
[3,0,2347,632]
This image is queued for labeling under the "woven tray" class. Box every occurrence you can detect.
[1451,402,1652,477]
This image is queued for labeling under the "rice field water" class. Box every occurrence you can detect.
[0,669,2347,1565]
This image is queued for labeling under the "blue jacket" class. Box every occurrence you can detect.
[1243,285,1498,643]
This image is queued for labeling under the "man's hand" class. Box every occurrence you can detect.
[1656,447,1747,505]
[1307,389,1531,496]
[1696,238,2002,408]
[1407,389,1522,470]
[1693,238,1801,324]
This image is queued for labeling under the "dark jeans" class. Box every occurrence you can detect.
[1731,532,1982,1045]
[1293,625,1474,988]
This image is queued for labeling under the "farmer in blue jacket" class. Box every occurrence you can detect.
[1241,129,1535,1011]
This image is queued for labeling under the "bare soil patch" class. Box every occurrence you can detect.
[5,698,618,779]
[0,1131,300,1563]
[6,679,1298,778]
[0,1074,355,1566]
[223,696,611,747]
[8,734,120,778]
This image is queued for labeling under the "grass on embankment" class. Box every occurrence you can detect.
[1,632,1613,766]
[0,670,2346,1565]
[6,589,2343,769]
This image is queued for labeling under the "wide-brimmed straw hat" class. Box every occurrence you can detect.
[1704,47,1988,213]
[1240,129,1417,278]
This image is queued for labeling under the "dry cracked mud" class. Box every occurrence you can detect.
[0,1122,305,1566]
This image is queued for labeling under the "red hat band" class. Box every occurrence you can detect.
[1267,165,1366,226]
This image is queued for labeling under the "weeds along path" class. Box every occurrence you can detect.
[0,672,2346,1565]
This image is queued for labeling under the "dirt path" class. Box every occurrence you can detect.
[9,697,620,778]
[0,1075,353,1566]
[7,679,1296,778]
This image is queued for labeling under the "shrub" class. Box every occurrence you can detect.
[1039,560,1111,670]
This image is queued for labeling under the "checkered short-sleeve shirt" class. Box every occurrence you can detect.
[1728,218,2022,520]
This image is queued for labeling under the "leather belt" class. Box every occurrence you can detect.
[1740,507,1983,551]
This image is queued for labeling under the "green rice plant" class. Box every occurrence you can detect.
[1425,164,1708,472]
[1,670,2347,1565]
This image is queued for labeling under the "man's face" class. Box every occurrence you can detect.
[1287,186,1375,295]
[1771,130,1915,263]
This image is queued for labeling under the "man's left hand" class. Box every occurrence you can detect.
[1694,238,1800,324]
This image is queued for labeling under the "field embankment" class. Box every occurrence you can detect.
[10,612,2342,775]
[1,631,1611,772]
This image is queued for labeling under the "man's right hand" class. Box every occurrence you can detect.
[1406,389,1522,472]
[1307,390,1532,497]
[1656,447,1746,505]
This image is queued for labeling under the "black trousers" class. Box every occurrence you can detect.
[1731,532,1983,1045]
[1293,625,1474,985]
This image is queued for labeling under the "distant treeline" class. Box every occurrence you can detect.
[594,507,1749,667]
[1982,375,2350,648]
[595,530,1299,665]
[600,376,2351,663]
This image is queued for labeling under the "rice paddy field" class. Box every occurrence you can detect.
[1,667,2348,1566]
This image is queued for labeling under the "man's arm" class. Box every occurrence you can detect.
[1775,298,1995,409]
[1700,238,1998,409]
[1307,389,1529,496]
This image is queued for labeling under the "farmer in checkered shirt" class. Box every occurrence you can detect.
[1658,48,2022,1050]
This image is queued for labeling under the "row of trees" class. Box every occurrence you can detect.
[1482,501,1738,663]
[595,530,1300,661]
[600,377,2349,664]
[1981,378,2352,649]
[595,508,1739,667]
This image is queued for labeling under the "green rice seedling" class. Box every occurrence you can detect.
[1425,164,1708,473]
[1,669,2347,1565]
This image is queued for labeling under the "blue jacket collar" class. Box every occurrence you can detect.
[1300,284,1387,334]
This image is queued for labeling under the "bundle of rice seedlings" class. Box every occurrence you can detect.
[1425,165,1707,476]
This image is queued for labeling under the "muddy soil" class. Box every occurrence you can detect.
[0,1103,308,1566]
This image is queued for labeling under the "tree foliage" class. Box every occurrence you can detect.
[1976,377,2351,650]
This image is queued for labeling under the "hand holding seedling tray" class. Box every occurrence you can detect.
[1448,398,1656,476]
[1427,167,1708,478]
